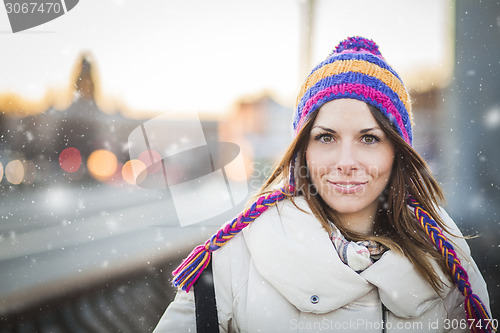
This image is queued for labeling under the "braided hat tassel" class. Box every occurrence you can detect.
[408,197,495,333]
[172,188,287,292]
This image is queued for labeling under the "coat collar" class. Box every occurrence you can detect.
[242,197,451,317]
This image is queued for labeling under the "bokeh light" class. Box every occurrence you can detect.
[0,162,3,182]
[5,160,24,185]
[138,149,162,174]
[122,159,147,185]
[87,149,117,182]
[59,147,82,173]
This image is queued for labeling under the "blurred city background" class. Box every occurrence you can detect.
[0,0,499,331]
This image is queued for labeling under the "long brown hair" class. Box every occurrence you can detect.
[254,103,453,293]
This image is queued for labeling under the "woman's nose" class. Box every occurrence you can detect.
[335,143,358,174]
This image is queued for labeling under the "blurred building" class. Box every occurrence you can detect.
[0,54,221,187]
[0,55,141,185]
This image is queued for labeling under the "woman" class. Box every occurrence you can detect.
[154,37,493,332]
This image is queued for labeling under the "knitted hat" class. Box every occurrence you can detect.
[172,37,493,331]
[293,36,413,145]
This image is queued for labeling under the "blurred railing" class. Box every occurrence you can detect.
[0,181,242,332]
[0,258,179,333]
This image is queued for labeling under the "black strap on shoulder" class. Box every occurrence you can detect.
[193,260,220,333]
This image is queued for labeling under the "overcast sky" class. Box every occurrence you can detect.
[0,0,452,115]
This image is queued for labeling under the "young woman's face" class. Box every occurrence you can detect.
[305,99,395,227]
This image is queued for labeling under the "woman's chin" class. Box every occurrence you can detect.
[323,197,376,217]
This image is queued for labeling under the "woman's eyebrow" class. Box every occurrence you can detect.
[360,127,382,133]
[312,125,336,133]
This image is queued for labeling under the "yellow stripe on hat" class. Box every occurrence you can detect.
[296,59,411,114]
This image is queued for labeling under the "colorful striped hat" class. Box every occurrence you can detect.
[293,36,413,145]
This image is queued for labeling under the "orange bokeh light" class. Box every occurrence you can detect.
[5,160,24,185]
[87,149,117,182]
[122,159,147,185]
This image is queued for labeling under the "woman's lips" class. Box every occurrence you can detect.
[328,181,367,194]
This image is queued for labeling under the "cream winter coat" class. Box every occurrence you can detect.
[154,197,490,332]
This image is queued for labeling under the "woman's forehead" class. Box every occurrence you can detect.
[313,99,378,129]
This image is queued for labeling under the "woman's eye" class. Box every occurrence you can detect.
[316,134,334,143]
[361,135,379,144]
